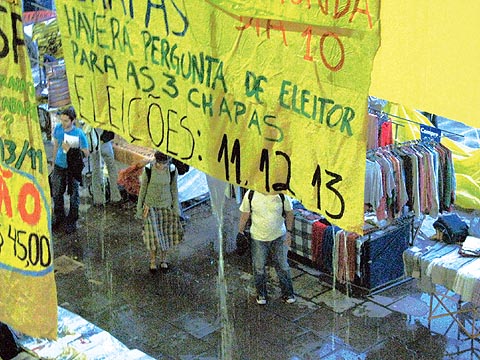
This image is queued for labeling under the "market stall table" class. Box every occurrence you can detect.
[403,241,480,340]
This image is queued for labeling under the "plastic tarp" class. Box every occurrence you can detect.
[178,168,209,203]
[0,1,58,340]
[15,307,155,359]
[55,0,381,235]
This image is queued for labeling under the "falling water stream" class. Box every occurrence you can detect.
[206,176,234,359]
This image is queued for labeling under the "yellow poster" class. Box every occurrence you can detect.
[0,0,57,340]
[371,1,480,129]
[56,0,380,233]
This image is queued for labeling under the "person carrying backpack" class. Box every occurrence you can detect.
[136,151,184,273]
[237,190,296,305]
[88,128,123,206]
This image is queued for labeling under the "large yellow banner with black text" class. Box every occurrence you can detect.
[0,0,57,340]
[57,0,380,234]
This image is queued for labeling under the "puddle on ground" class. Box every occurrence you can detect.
[353,301,392,318]
[87,279,103,286]
[239,271,252,281]
[294,273,331,299]
[388,295,429,316]
[313,289,363,313]
[368,294,399,307]
[54,255,85,275]
[174,312,221,339]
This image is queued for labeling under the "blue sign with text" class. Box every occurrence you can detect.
[420,124,442,143]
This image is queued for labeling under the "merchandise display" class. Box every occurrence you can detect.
[3,1,478,358]
[290,201,413,293]
[14,307,155,359]
[403,241,480,340]
[289,110,462,295]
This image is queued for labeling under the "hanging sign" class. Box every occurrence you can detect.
[56,0,380,234]
[420,124,442,143]
[0,0,58,340]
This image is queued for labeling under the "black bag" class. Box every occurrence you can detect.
[0,322,20,360]
[172,158,190,175]
[433,213,469,244]
[236,232,250,256]
[100,130,115,143]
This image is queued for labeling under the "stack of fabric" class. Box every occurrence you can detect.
[113,139,154,165]
[290,206,325,262]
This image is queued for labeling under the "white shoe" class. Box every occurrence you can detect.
[256,295,267,305]
[283,295,296,304]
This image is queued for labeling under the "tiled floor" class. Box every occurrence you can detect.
[46,189,480,360]
[35,141,479,359]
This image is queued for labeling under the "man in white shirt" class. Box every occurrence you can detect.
[237,190,296,305]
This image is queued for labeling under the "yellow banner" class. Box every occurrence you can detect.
[0,0,57,339]
[56,0,380,233]
[210,0,375,29]
[371,0,480,129]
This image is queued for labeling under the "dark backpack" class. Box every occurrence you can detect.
[100,130,115,143]
[171,158,190,175]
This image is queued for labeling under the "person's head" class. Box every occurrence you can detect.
[60,106,76,121]
[154,151,170,164]
[59,106,76,130]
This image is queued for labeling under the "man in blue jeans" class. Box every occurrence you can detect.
[237,190,296,305]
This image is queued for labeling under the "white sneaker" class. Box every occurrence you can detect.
[283,295,296,304]
[256,295,267,305]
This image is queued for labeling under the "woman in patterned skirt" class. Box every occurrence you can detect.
[136,151,184,272]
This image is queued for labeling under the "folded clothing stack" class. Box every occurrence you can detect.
[459,236,480,257]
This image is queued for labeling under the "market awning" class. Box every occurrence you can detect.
[22,10,55,25]
[370,1,480,129]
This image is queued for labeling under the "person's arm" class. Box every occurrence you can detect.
[136,170,148,219]
[238,211,251,234]
[236,210,251,255]
[51,138,59,167]
[285,210,294,233]
[284,210,294,245]
[170,169,180,215]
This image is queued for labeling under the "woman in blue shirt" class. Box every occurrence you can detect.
[51,106,89,234]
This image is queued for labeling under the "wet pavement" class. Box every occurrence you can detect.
[43,141,479,359]
[47,188,480,360]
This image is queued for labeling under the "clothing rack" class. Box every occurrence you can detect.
[366,138,436,155]
[365,139,456,219]
[368,108,464,138]
[379,119,405,142]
